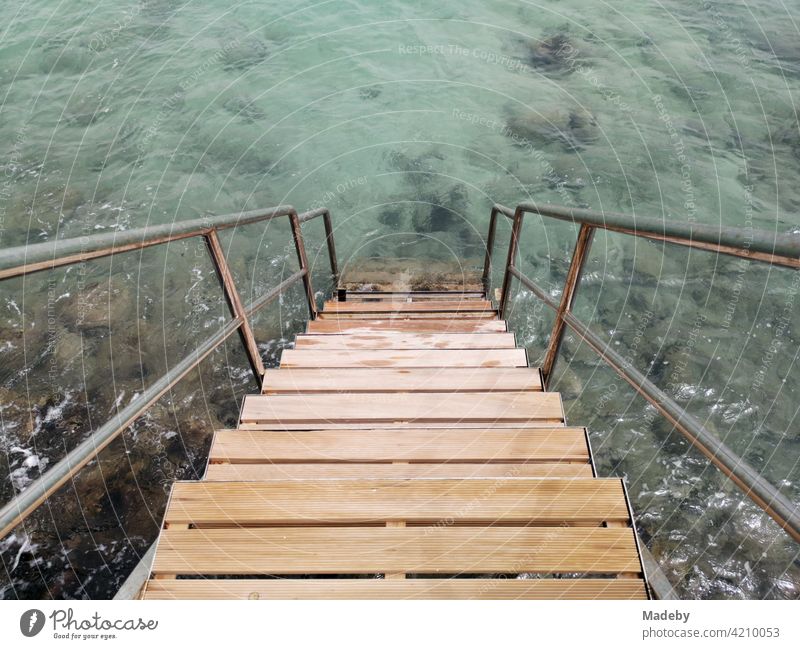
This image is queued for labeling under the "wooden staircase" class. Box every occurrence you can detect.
[142,289,649,599]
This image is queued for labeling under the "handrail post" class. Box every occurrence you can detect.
[289,211,318,319]
[498,207,524,319]
[205,229,265,385]
[481,208,499,295]
[322,210,340,287]
[541,224,595,388]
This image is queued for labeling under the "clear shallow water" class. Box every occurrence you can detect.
[0,0,799,598]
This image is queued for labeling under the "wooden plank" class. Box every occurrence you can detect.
[294,333,516,350]
[164,478,630,526]
[606,520,642,578]
[236,422,568,431]
[205,462,594,480]
[385,520,406,579]
[238,419,564,431]
[261,368,542,393]
[322,301,494,313]
[150,526,641,575]
[210,428,588,464]
[307,319,507,334]
[240,392,563,425]
[143,578,647,600]
[279,349,528,368]
[344,292,486,301]
[153,522,187,580]
[318,311,496,320]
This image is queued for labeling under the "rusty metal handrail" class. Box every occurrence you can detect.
[484,202,800,545]
[0,205,337,540]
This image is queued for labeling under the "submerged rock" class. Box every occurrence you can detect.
[6,185,86,241]
[377,207,403,227]
[64,92,113,127]
[223,96,266,123]
[55,282,134,334]
[54,331,84,366]
[359,86,382,100]
[770,118,800,159]
[506,108,599,152]
[38,34,92,74]
[526,33,577,70]
[749,31,800,76]
[411,203,455,233]
[221,38,269,71]
[384,148,445,186]
[412,185,469,233]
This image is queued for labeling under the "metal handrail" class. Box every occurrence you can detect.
[0,205,338,540]
[484,202,800,544]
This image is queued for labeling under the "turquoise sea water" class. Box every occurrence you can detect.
[0,0,799,598]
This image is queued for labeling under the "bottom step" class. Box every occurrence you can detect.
[144,579,647,600]
[142,477,648,600]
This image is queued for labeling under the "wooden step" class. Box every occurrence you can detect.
[204,462,594,480]
[318,311,497,320]
[209,427,589,464]
[307,318,507,334]
[143,578,647,600]
[150,526,641,575]
[344,291,486,302]
[239,392,563,425]
[293,332,516,350]
[322,300,494,314]
[279,349,528,368]
[261,368,543,393]
[207,426,591,480]
[161,478,630,527]
[338,257,483,293]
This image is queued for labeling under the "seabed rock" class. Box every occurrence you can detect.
[506,108,599,152]
[223,96,266,123]
[221,37,270,71]
[526,33,578,71]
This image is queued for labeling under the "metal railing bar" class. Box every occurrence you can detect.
[485,203,798,292]
[541,224,595,387]
[0,205,297,281]
[289,212,318,320]
[296,208,340,287]
[0,316,244,540]
[508,265,559,310]
[322,210,340,286]
[296,207,329,224]
[601,226,799,269]
[514,265,800,541]
[243,269,307,320]
[481,204,515,296]
[513,202,800,267]
[560,306,800,542]
[205,230,265,384]
[495,203,516,219]
[509,266,800,542]
[498,207,524,319]
[481,207,499,295]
